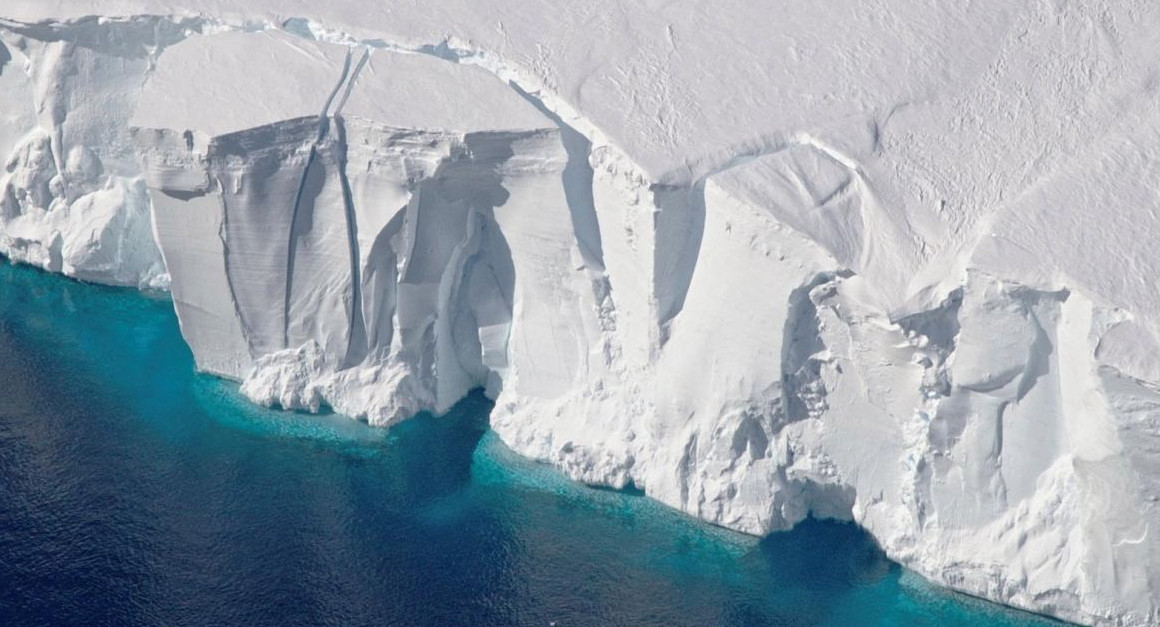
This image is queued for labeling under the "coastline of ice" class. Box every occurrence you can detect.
[3,7,1160,625]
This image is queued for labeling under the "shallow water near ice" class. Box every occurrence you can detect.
[0,260,1067,626]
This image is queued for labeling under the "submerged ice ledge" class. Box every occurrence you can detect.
[2,10,1160,627]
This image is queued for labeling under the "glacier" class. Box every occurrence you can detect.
[2,3,1160,626]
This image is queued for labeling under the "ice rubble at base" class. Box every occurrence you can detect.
[3,6,1160,627]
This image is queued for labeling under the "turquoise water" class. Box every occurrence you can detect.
[0,259,1066,626]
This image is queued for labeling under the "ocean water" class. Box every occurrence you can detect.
[0,260,1066,627]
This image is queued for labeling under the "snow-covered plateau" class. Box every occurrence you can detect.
[2,2,1160,625]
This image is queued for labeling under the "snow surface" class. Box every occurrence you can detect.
[3,4,1160,626]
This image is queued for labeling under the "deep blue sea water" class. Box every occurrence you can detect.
[0,260,1068,627]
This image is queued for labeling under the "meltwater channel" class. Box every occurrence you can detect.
[0,260,1065,627]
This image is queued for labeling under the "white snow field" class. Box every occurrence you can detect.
[3,2,1160,625]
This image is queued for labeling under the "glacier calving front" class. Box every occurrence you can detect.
[2,4,1159,626]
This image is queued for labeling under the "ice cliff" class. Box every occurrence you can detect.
[2,3,1160,626]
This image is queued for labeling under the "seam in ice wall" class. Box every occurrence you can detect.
[318,48,353,133]
[329,47,371,367]
[0,38,11,74]
[332,47,369,118]
[283,143,319,348]
[283,47,353,348]
[214,174,255,357]
[333,115,368,367]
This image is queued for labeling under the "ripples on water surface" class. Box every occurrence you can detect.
[0,261,1066,626]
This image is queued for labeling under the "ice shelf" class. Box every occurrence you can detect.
[2,5,1160,625]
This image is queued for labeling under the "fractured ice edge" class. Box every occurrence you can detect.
[1,10,1159,627]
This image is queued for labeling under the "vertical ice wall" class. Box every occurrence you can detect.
[132,31,612,425]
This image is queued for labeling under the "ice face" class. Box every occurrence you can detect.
[0,18,179,287]
[4,7,1160,627]
[132,32,600,427]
